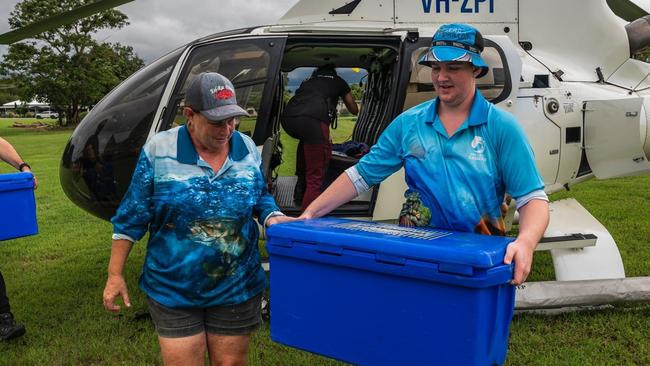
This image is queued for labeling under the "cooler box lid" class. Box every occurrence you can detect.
[267,218,515,270]
[0,172,34,190]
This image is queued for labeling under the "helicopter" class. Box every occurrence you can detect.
[27,0,647,309]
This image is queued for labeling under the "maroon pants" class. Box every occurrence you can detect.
[296,123,331,211]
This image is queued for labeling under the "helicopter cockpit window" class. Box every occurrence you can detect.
[59,46,183,220]
[403,45,508,111]
[168,41,272,137]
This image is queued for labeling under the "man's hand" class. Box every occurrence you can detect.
[503,239,536,285]
[103,274,131,312]
[504,199,549,285]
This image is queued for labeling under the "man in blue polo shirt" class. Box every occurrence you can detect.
[301,23,549,285]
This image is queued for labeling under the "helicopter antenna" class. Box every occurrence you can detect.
[0,0,134,45]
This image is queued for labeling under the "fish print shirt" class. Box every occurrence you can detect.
[348,91,546,235]
[112,125,279,308]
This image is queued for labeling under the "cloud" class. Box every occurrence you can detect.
[1,0,300,64]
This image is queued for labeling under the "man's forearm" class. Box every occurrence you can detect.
[302,173,358,219]
[516,199,550,247]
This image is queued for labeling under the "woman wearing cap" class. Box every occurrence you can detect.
[300,23,549,287]
[103,72,293,366]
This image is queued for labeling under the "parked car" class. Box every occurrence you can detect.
[35,111,59,119]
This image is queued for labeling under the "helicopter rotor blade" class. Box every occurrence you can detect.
[608,0,649,22]
[0,0,135,45]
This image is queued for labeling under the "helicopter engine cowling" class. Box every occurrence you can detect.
[626,15,650,56]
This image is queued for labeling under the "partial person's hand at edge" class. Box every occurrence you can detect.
[22,167,38,189]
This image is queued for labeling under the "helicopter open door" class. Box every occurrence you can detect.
[583,98,650,179]
[272,35,402,216]
[157,36,287,153]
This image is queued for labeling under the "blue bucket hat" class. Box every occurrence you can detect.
[418,23,489,78]
[185,72,249,123]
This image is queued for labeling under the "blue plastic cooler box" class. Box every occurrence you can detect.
[266,218,516,366]
[0,172,37,241]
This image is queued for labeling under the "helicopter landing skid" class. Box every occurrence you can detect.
[543,198,626,281]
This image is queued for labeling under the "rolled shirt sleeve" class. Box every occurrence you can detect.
[345,165,371,195]
[515,189,549,209]
[111,233,136,242]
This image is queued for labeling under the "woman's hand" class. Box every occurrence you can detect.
[102,274,131,312]
[266,215,300,226]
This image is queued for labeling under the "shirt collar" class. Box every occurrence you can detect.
[229,131,250,161]
[177,125,250,165]
[425,89,490,129]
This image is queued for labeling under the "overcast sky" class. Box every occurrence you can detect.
[0,0,300,64]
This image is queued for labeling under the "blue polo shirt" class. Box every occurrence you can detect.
[350,91,545,234]
[112,126,279,308]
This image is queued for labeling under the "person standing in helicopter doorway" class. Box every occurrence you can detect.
[281,64,359,211]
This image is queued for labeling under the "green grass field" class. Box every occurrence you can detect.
[0,117,648,365]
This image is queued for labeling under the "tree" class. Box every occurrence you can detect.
[0,78,22,105]
[633,45,650,63]
[350,83,364,101]
[0,0,144,125]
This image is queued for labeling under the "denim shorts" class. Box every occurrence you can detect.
[147,293,262,338]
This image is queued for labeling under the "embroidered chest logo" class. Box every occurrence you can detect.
[469,136,486,162]
[471,136,485,153]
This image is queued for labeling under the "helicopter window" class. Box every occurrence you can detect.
[167,41,273,137]
[403,45,508,110]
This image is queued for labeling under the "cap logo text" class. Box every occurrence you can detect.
[210,85,234,100]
